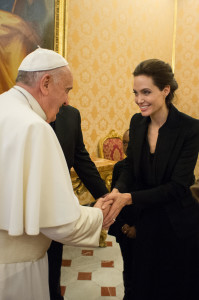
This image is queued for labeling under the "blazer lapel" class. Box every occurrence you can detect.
[154,105,181,184]
[133,117,149,177]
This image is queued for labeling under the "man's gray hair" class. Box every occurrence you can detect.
[16,68,64,87]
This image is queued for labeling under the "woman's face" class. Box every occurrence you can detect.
[133,75,170,118]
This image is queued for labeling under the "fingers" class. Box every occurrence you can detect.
[121,224,136,238]
[102,204,112,219]
[93,198,103,209]
[101,194,115,209]
[102,218,115,230]
[103,204,120,227]
[121,224,129,234]
[103,195,125,226]
[94,198,113,209]
[96,192,129,229]
[94,198,115,226]
[101,199,113,210]
[111,188,119,194]
[101,191,120,209]
[94,196,119,229]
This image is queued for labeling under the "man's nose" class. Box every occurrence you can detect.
[63,100,69,106]
[63,94,69,106]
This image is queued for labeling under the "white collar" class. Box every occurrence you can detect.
[13,85,47,121]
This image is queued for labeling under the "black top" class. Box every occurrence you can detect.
[141,137,156,188]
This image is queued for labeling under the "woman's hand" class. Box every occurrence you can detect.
[122,224,136,238]
[102,192,132,228]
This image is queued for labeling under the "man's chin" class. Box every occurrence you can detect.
[46,115,56,124]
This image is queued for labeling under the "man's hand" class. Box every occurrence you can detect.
[94,197,113,229]
[101,192,132,228]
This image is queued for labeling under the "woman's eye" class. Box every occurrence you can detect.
[143,90,150,95]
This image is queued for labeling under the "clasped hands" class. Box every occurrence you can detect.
[94,189,132,230]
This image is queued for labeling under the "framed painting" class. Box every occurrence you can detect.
[54,0,69,57]
[0,0,68,94]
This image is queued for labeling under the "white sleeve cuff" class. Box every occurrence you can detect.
[41,206,103,247]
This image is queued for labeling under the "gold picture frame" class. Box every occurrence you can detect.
[0,0,69,94]
[54,0,69,58]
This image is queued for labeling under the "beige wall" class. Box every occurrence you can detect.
[67,0,174,155]
[175,0,199,119]
[175,0,199,178]
[67,0,198,177]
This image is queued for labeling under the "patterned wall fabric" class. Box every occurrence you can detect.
[175,0,199,178]
[67,0,174,157]
[175,0,199,119]
[67,0,198,177]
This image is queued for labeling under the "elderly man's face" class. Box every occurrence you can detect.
[46,66,73,122]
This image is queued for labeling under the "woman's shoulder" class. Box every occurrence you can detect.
[176,107,199,131]
[164,104,199,133]
[178,110,199,125]
[131,112,144,122]
[130,112,148,127]
[173,108,199,145]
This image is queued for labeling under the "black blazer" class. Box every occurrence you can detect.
[52,105,108,199]
[115,104,199,238]
[109,159,138,241]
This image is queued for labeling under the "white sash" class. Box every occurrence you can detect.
[0,230,51,263]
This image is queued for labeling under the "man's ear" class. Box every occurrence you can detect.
[40,74,51,95]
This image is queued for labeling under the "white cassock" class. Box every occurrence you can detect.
[0,86,103,300]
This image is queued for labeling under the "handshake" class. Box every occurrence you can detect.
[94,188,132,229]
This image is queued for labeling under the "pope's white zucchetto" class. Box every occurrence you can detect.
[18,47,69,72]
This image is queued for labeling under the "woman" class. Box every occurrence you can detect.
[103,59,199,300]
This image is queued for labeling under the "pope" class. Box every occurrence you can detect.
[0,48,112,300]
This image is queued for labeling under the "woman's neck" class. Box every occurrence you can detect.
[150,105,169,129]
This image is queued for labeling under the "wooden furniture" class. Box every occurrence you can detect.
[71,157,116,205]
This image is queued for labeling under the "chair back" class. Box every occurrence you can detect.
[98,130,124,161]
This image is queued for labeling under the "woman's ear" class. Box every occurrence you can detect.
[40,74,50,95]
[163,85,170,97]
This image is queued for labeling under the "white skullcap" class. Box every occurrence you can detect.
[18,47,68,71]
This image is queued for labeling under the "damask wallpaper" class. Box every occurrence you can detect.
[174,0,199,178]
[67,0,174,155]
[66,0,198,177]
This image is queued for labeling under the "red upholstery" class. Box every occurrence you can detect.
[103,138,124,161]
